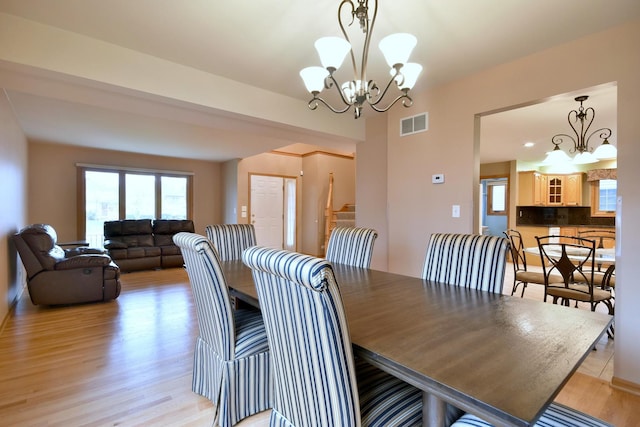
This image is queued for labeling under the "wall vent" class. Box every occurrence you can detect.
[400,112,428,136]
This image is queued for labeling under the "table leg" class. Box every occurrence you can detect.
[424,391,446,427]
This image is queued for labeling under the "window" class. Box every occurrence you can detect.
[591,179,617,217]
[78,166,192,245]
[487,181,507,215]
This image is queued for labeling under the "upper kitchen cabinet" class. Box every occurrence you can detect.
[518,171,583,206]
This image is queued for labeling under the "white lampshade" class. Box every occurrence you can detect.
[315,37,351,70]
[397,63,422,90]
[541,147,571,165]
[379,33,417,67]
[300,67,329,93]
[592,139,617,159]
[573,151,598,164]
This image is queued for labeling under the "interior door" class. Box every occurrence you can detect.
[250,174,284,249]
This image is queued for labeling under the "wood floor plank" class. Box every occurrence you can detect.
[0,267,637,426]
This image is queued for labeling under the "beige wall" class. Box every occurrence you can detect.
[0,90,28,323]
[301,153,355,256]
[28,142,223,240]
[358,19,640,388]
[358,117,389,270]
[237,151,355,256]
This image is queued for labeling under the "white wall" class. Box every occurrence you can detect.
[0,89,28,323]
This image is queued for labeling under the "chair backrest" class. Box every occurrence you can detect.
[12,224,66,277]
[242,246,360,427]
[536,235,597,298]
[577,229,615,249]
[503,229,527,273]
[325,226,378,268]
[173,232,236,360]
[422,233,510,294]
[205,224,257,261]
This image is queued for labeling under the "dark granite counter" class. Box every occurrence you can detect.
[516,206,615,227]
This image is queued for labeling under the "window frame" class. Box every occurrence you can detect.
[77,164,193,242]
[590,179,616,218]
[487,181,508,216]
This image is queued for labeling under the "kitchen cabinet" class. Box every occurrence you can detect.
[518,172,547,206]
[518,172,583,206]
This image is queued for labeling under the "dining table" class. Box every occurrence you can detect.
[221,260,613,427]
[524,245,615,265]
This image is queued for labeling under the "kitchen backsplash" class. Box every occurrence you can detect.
[516,206,615,227]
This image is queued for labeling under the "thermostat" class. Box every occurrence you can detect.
[432,174,445,184]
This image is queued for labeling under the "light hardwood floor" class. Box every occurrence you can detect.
[0,266,637,426]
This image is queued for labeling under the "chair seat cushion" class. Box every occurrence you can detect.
[516,271,562,285]
[547,283,612,302]
[356,359,423,426]
[234,308,269,358]
[592,272,615,288]
[450,402,612,426]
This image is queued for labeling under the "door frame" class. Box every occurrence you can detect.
[248,172,298,251]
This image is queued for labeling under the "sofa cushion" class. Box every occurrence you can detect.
[104,219,153,237]
[153,220,195,247]
[159,245,181,256]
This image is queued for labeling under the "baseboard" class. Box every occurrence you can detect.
[0,286,23,335]
[611,376,640,396]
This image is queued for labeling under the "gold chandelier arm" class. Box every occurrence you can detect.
[369,91,413,113]
[307,95,352,114]
[586,127,613,145]
[360,0,377,84]
[368,66,404,107]
[551,133,578,153]
[338,0,358,82]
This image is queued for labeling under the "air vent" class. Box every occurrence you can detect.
[400,112,428,137]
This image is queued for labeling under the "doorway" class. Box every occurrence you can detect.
[480,176,508,237]
[249,174,297,250]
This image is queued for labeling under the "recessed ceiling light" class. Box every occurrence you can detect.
[524,142,535,148]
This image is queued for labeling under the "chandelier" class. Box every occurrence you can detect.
[299,0,422,119]
[543,95,617,165]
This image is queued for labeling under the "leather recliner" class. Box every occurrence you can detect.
[12,224,121,306]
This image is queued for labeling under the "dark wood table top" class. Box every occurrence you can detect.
[222,260,613,427]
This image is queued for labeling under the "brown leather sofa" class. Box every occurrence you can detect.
[103,219,194,272]
[13,224,121,306]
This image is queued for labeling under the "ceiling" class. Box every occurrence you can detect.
[0,0,637,162]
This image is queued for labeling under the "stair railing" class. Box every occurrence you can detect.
[324,173,334,255]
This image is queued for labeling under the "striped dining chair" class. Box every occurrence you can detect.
[422,233,510,294]
[205,224,257,261]
[325,226,378,268]
[173,232,271,427]
[242,246,427,427]
[451,401,612,427]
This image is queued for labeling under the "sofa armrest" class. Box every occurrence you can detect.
[55,254,112,270]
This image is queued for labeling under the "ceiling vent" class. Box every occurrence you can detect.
[400,112,428,136]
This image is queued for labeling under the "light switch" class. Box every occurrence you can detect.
[452,205,460,218]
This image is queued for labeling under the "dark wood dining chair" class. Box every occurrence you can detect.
[536,235,614,315]
[503,229,561,297]
[578,229,615,272]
